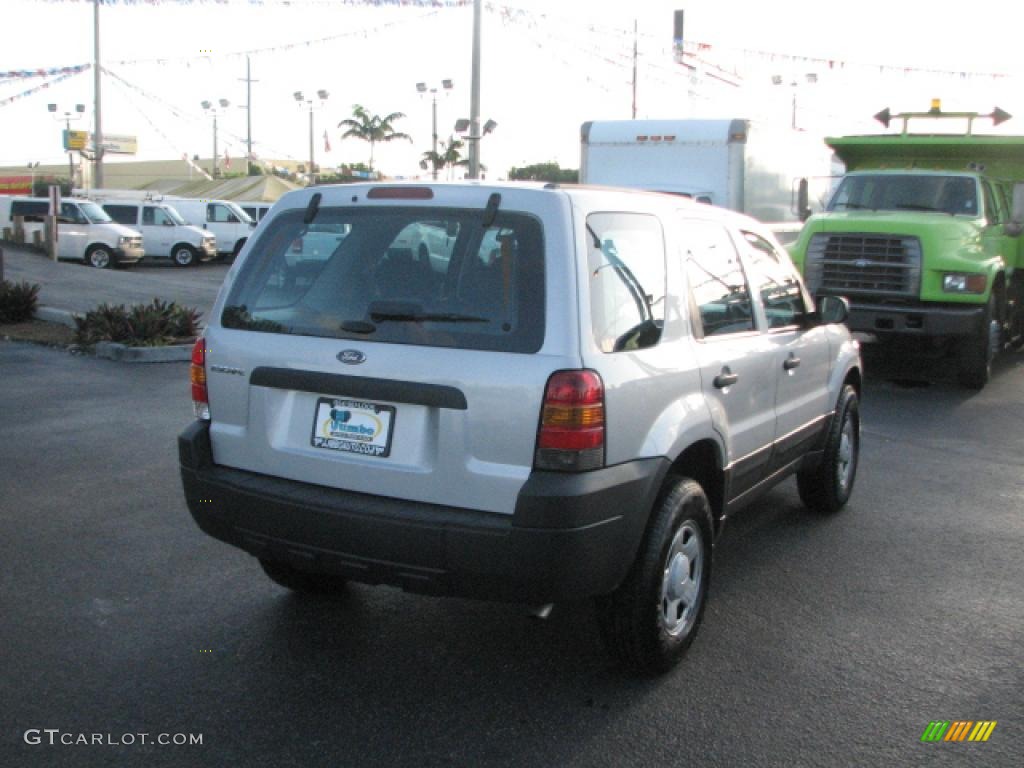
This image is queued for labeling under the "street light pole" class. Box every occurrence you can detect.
[93,0,104,188]
[49,103,85,189]
[468,0,482,179]
[416,80,453,180]
[201,99,230,178]
[294,90,329,185]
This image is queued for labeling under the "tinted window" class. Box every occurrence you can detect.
[981,181,1002,224]
[104,204,138,225]
[143,206,175,226]
[221,206,545,353]
[11,200,48,222]
[683,220,754,338]
[585,212,666,353]
[60,202,88,225]
[740,231,805,329]
[208,204,239,224]
[829,174,978,216]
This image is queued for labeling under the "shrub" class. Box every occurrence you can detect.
[0,280,41,323]
[74,298,202,347]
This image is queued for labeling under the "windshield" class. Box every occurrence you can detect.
[80,201,113,224]
[163,205,187,225]
[221,205,545,353]
[226,202,254,225]
[828,174,979,216]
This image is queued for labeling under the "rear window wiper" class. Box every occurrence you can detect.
[370,310,489,324]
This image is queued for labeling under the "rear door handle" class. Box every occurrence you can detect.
[783,355,801,371]
[713,368,739,389]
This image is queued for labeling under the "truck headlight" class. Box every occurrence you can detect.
[118,236,132,247]
[942,273,987,294]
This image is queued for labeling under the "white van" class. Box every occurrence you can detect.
[168,198,256,259]
[0,196,144,268]
[100,201,216,267]
[237,201,272,224]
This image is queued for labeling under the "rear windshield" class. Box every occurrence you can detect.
[221,205,545,353]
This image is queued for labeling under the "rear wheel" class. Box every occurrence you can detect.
[172,243,198,267]
[797,384,859,514]
[596,476,712,674]
[956,293,1000,389]
[86,245,113,269]
[259,558,348,595]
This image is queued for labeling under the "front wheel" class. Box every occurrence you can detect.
[86,245,114,269]
[957,293,1000,389]
[172,244,198,267]
[596,476,712,674]
[797,384,860,514]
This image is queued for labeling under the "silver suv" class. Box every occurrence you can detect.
[180,182,862,673]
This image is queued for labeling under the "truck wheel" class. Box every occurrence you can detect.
[956,294,999,389]
[172,244,198,267]
[797,384,860,514]
[86,245,113,269]
[595,476,712,674]
[259,558,348,595]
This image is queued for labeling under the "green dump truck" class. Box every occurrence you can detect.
[790,104,1024,388]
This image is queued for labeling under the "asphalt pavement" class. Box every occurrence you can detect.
[1,341,1022,767]
[0,243,227,320]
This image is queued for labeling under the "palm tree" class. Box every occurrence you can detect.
[422,137,466,180]
[338,104,412,172]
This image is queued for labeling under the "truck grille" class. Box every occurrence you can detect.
[804,233,921,297]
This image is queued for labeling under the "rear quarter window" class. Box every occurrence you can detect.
[221,206,545,353]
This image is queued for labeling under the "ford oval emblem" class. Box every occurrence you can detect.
[337,349,366,365]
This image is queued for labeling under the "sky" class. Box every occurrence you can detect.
[2,0,1024,181]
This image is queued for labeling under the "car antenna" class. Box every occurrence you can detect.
[482,192,500,228]
[303,192,321,225]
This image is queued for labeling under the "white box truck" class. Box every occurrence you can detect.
[580,119,837,233]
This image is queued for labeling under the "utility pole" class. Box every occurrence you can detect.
[93,0,104,188]
[631,19,638,119]
[468,0,482,179]
[238,56,258,174]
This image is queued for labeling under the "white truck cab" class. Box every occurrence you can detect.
[168,198,256,259]
[100,201,216,266]
[0,196,144,268]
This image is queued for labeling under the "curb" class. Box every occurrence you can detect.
[94,341,193,363]
[35,306,78,328]
[31,306,194,363]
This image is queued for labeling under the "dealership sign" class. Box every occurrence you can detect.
[62,130,137,155]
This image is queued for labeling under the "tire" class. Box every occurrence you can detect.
[259,558,348,595]
[171,243,198,267]
[86,245,114,269]
[797,384,860,514]
[595,476,712,674]
[956,293,999,389]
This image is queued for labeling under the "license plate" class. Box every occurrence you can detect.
[311,397,395,457]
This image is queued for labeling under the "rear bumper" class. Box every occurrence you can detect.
[844,300,984,337]
[179,421,670,602]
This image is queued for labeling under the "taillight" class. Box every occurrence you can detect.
[190,337,210,420]
[534,370,605,472]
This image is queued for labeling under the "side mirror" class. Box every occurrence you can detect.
[796,178,812,222]
[819,295,850,325]
[1007,183,1024,237]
